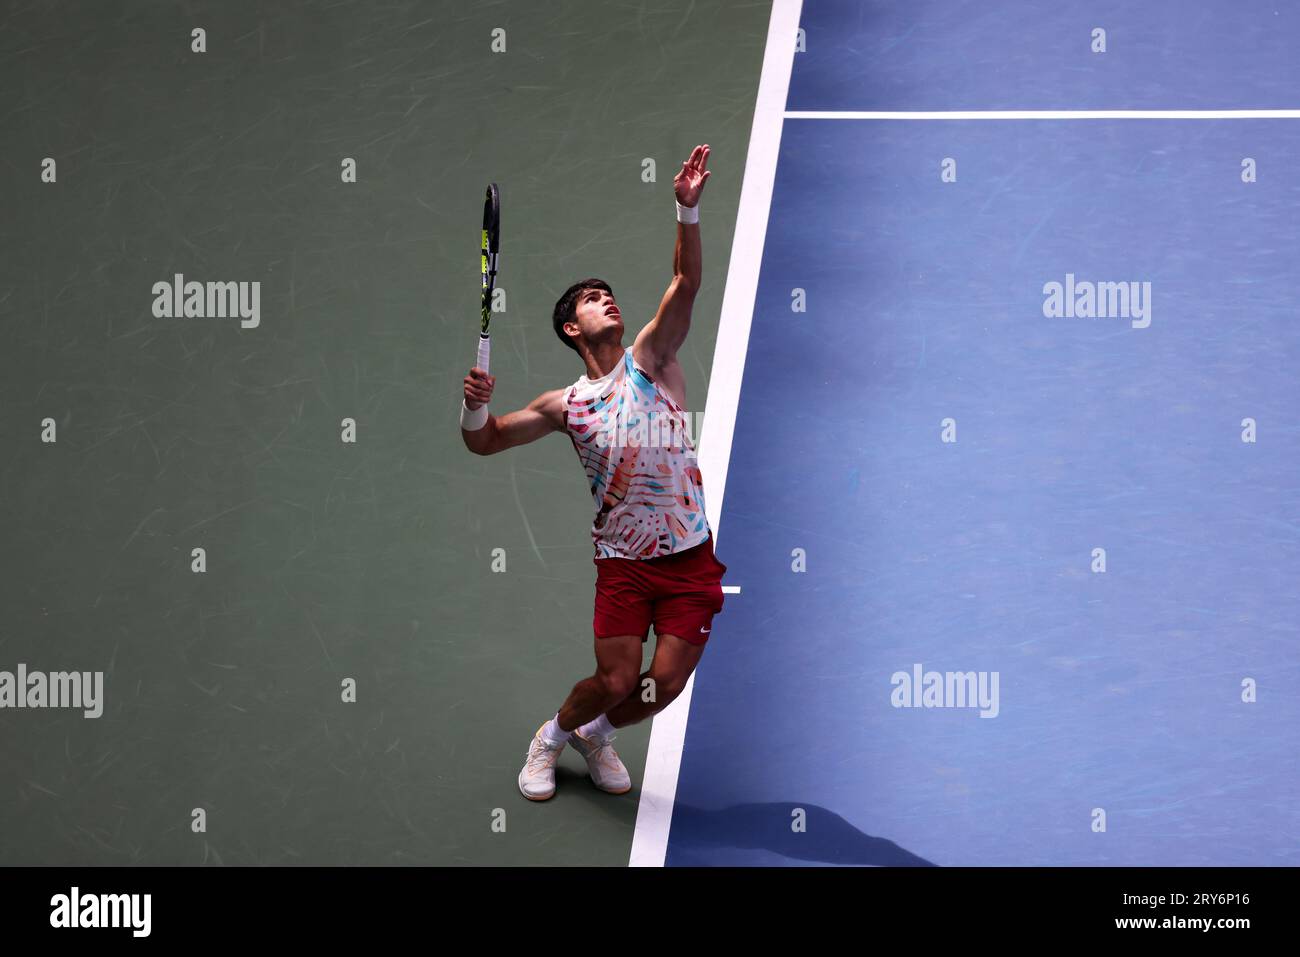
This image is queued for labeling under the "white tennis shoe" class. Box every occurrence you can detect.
[569,728,632,794]
[518,724,567,801]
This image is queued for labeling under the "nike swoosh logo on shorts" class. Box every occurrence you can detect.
[699,626,710,634]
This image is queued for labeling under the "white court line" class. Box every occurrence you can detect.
[721,585,742,595]
[629,0,803,868]
[787,109,1300,120]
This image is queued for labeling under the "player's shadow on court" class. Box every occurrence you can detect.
[664,801,936,867]
[560,776,934,866]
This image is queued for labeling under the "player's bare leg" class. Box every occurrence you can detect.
[556,634,642,731]
[605,632,705,728]
[565,632,704,795]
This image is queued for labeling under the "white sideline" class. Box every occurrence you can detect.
[629,0,803,868]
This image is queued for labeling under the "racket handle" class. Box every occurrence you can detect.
[476,332,491,375]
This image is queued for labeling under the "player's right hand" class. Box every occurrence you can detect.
[464,367,495,410]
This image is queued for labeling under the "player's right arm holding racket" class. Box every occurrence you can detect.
[460,372,565,455]
[458,181,565,454]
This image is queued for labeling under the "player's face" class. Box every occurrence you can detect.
[574,287,622,342]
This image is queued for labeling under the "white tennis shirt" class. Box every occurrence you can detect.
[562,348,710,560]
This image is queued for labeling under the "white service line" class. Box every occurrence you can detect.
[629,0,803,868]
[721,585,742,595]
[786,109,1300,120]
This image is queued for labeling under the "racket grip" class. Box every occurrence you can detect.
[476,332,491,375]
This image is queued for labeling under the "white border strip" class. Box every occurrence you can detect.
[787,109,1300,120]
[629,0,803,868]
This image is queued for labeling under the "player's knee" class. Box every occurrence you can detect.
[598,668,639,702]
[650,671,688,706]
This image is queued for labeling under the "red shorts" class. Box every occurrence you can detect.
[593,534,728,645]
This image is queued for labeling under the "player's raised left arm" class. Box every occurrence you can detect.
[634,145,711,370]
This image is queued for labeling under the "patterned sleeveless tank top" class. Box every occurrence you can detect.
[563,348,710,560]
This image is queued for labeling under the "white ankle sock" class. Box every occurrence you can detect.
[541,714,571,746]
[578,714,615,739]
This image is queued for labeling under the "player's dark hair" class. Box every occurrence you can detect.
[552,278,613,354]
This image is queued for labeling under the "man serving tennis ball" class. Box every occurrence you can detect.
[460,144,728,801]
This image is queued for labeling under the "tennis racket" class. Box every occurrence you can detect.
[478,183,501,375]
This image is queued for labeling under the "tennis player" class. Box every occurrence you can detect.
[459,145,727,800]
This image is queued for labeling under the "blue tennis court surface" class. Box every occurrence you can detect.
[664,0,1300,866]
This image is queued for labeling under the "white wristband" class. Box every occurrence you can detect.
[460,400,489,431]
[675,200,699,224]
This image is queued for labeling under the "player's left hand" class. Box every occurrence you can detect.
[673,144,711,208]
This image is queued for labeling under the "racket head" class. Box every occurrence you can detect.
[480,182,500,334]
[483,183,500,254]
